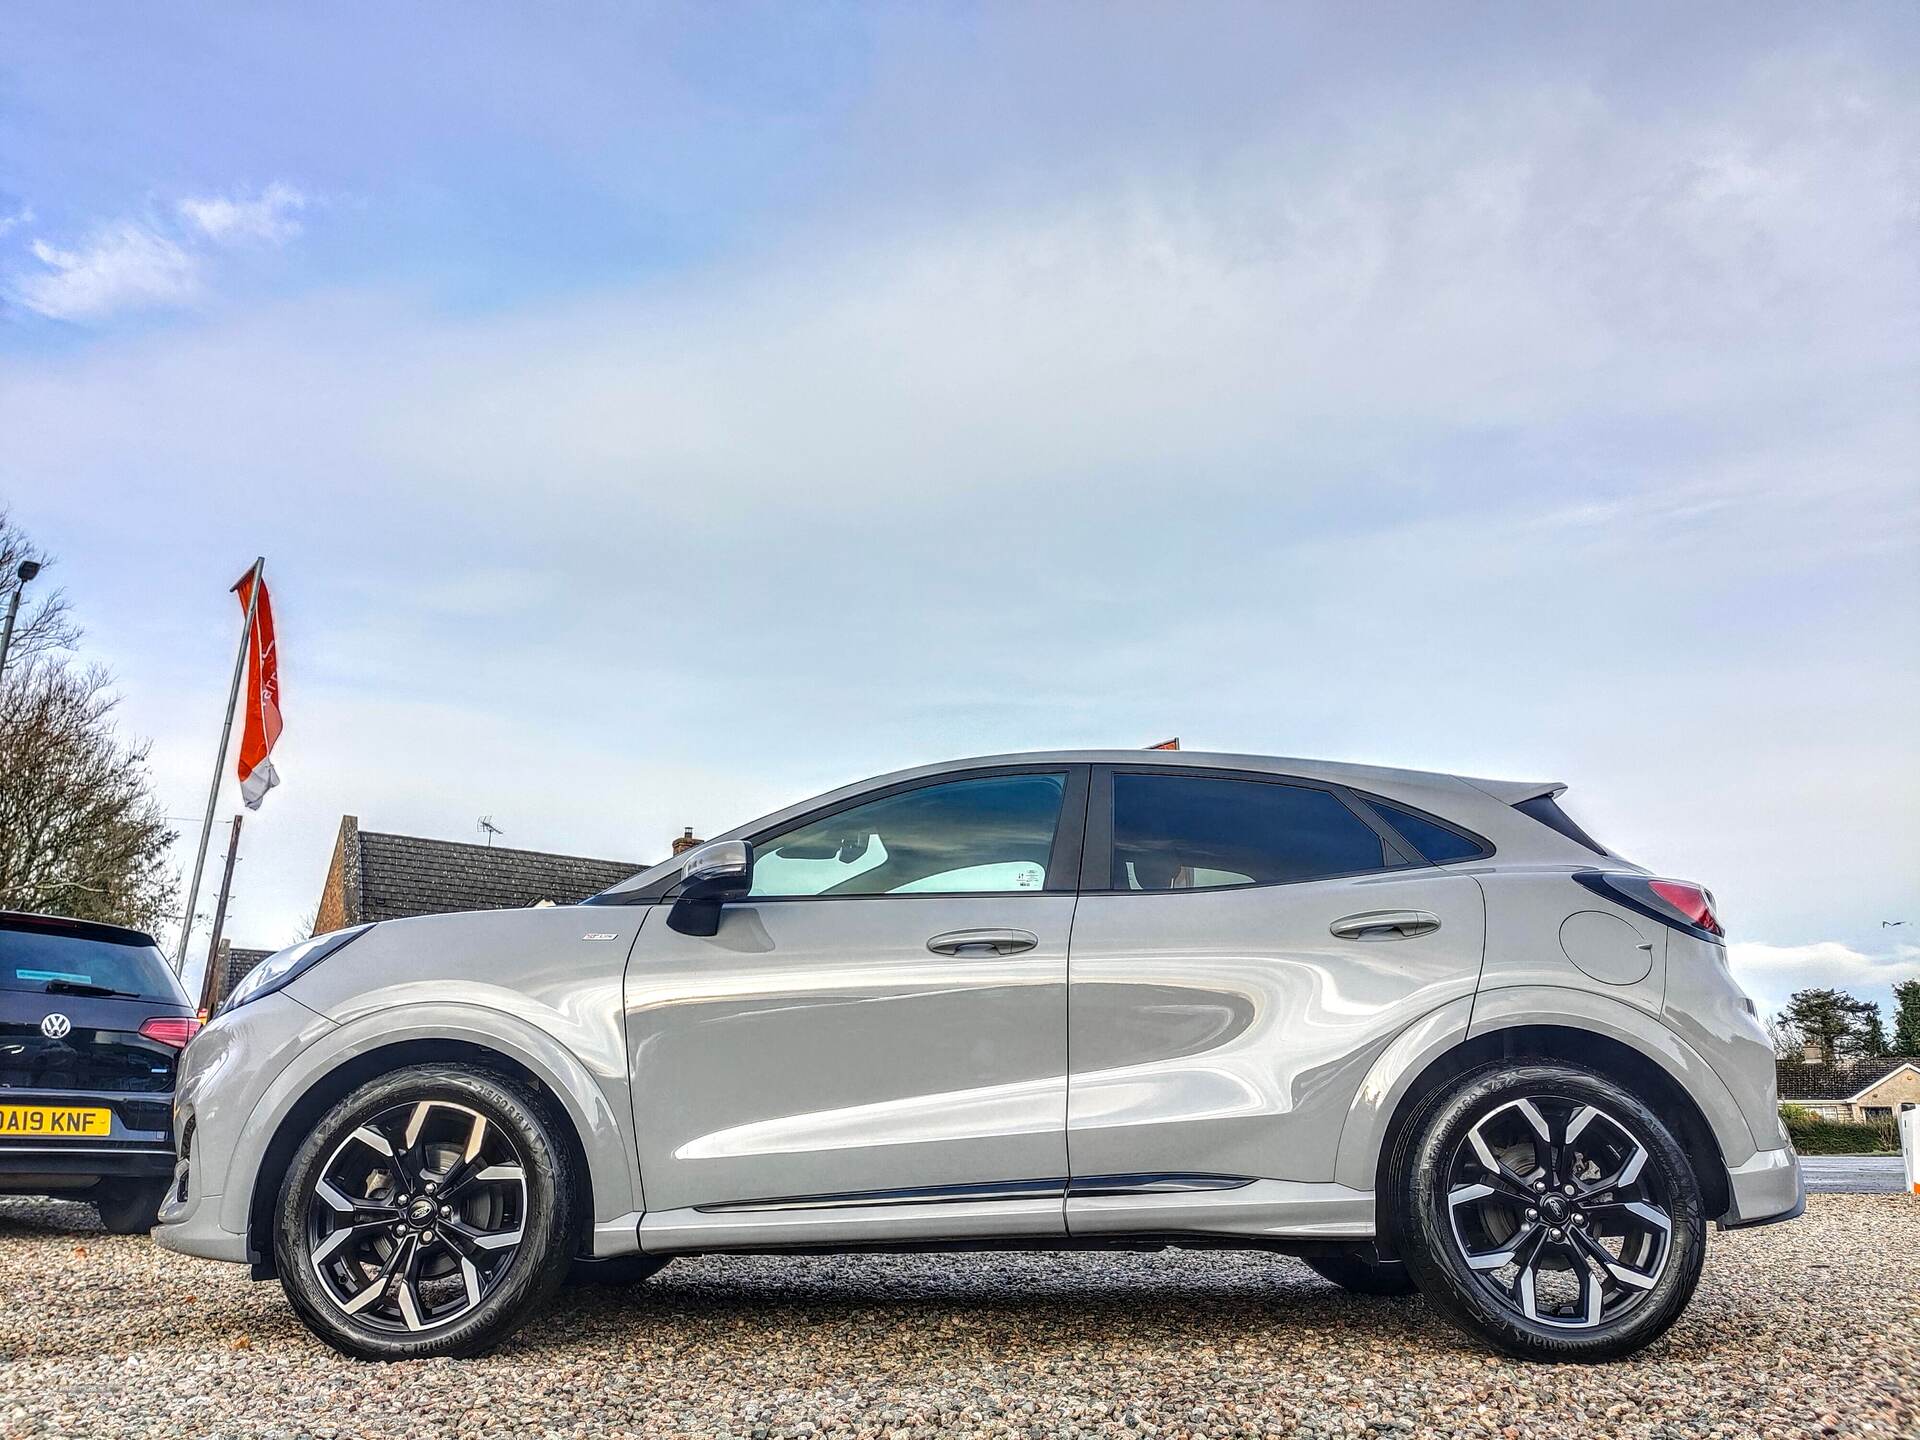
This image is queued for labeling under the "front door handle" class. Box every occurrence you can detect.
[926,928,1038,957]
[1329,910,1441,941]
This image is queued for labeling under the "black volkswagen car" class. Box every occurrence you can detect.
[1,911,199,1232]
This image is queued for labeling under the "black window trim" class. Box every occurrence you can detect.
[630,763,1090,905]
[1079,763,1422,897]
[1349,792,1496,866]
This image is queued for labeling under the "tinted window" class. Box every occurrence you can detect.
[1110,774,1389,890]
[0,918,187,1002]
[750,773,1066,897]
[1371,800,1487,863]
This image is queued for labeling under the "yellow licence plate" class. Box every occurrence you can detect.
[0,1105,111,1138]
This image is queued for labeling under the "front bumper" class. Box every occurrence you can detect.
[1720,1145,1805,1229]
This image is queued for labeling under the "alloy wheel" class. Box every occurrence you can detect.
[1444,1096,1672,1330]
[306,1098,528,1333]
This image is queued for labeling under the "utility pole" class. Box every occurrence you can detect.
[0,558,43,682]
[196,814,244,1017]
[175,557,264,972]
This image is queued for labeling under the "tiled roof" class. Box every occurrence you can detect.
[222,946,274,993]
[1776,1055,1920,1101]
[352,830,644,922]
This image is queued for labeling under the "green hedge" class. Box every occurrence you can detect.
[1780,1105,1899,1155]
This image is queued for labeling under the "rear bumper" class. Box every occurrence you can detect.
[0,1144,175,1184]
[1719,1145,1805,1229]
[0,1087,175,1189]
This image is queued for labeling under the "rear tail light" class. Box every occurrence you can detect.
[139,1016,202,1048]
[1574,872,1724,940]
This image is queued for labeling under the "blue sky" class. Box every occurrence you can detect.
[1,4,1915,1019]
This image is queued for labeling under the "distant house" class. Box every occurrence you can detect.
[1777,1052,1920,1124]
[313,815,646,932]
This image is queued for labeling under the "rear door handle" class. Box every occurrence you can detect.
[1329,910,1441,941]
[926,928,1038,957]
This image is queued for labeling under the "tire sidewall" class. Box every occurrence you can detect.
[1395,1060,1707,1361]
[274,1064,575,1361]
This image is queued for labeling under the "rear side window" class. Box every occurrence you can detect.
[1111,774,1391,890]
[1370,800,1489,863]
[1514,794,1608,856]
[0,918,187,1002]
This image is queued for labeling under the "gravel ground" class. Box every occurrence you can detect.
[0,1194,1914,1440]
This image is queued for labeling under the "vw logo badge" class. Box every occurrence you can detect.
[40,1013,71,1040]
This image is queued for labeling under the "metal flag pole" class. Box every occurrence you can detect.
[196,812,245,1016]
[174,557,265,974]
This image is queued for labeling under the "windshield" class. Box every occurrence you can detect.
[0,918,188,1003]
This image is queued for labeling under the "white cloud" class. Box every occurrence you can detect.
[1728,941,1920,1022]
[177,182,309,246]
[0,203,32,237]
[11,221,200,322]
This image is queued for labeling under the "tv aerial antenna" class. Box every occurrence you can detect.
[478,815,505,847]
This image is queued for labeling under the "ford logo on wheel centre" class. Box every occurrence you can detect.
[39,1013,72,1040]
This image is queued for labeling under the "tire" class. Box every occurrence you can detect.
[93,1177,170,1235]
[1392,1060,1706,1362]
[1303,1252,1419,1296]
[274,1064,579,1360]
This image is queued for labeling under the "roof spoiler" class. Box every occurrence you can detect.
[1458,776,1568,807]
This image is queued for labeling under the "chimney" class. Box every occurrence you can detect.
[1802,1041,1824,1065]
[671,827,703,856]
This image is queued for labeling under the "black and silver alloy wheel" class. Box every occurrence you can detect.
[1394,1060,1705,1362]
[276,1064,577,1360]
[306,1099,528,1333]
[1445,1097,1670,1330]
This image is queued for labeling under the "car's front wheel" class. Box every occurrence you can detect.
[1393,1060,1706,1362]
[274,1064,578,1360]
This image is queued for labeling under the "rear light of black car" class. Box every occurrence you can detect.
[138,1016,202,1048]
[1574,871,1724,941]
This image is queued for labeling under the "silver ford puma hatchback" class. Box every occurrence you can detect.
[157,751,1801,1362]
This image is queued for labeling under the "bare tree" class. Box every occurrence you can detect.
[0,508,81,664]
[0,511,177,933]
[0,658,179,932]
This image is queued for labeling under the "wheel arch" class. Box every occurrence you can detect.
[1366,1021,1734,1257]
[234,1019,633,1276]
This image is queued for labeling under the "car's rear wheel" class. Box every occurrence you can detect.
[93,1177,170,1235]
[1302,1252,1418,1295]
[274,1064,577,1360]
[1392,1060,1706,1362]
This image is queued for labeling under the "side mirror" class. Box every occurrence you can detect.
[667,839,754,936]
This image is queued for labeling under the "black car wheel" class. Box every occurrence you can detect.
[1393,1060,1705,1362]
[274,1064,578,1360]
[93,1177,171,1235]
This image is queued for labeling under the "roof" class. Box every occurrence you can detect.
[351,829,645,922]
[0,910,160,948]
[1777,1055,1920,1102]
[221,945,274,995]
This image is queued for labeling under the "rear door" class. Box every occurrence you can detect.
[626,766,1086,1225]
[1065,766,1485,1203]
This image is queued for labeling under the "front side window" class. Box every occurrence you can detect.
[750,773,1067,898]
[1111,773,1391,891]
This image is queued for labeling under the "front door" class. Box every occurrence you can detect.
[626,767,1085,1226]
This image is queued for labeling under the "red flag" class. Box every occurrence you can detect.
[232,568,282,809]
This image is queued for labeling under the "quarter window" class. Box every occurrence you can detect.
[1370,800,1487,863]
[1111,773,1392,890]
[750,773,1067,898]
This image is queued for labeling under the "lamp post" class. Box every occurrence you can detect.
[0,558,42,682]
